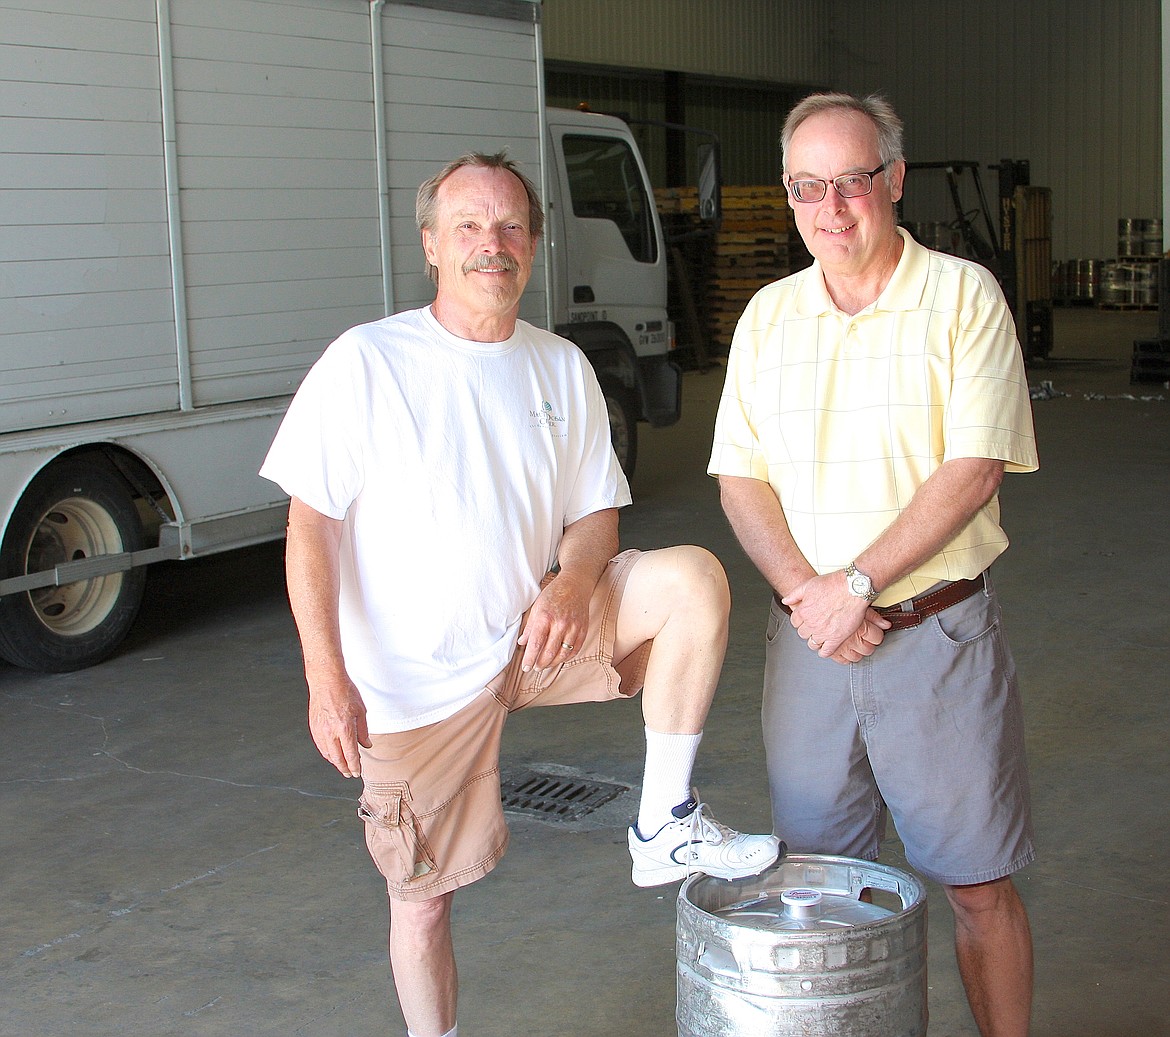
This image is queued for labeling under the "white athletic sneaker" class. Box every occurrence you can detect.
[627,792,782,887]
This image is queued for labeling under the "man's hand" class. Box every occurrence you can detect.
[285,498,371,777]
[782,571,891,664]
[823,617,889,665]
[516,508,616,673]
[307,673,371,778]
[517,567,592,673]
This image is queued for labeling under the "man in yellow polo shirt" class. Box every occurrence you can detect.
[709,92,1038,1037]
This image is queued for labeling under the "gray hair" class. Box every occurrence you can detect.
[415,151,544,284]
[781,92,904,189]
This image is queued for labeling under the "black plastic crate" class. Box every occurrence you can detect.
[1131,337,1170,383]
[1160,260,1170,338]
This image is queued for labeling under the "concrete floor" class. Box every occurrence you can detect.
[1,306,1168,1037]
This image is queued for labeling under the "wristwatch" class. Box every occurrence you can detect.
[844,562,878,602]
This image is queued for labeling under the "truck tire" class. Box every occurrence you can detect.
[0,457,147,672]
[599,379,638,477]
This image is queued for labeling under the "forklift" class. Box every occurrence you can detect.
[901,159,1053,362]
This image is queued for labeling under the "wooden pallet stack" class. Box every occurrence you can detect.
[1011,187,1052,306]
[656,185,808,356]
[711,186,806,351]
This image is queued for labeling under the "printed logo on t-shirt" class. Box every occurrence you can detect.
[530,398,567,437]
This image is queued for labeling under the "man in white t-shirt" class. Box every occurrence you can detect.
[260,152,778,1037]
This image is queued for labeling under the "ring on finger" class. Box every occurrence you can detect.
[561,642,575,652]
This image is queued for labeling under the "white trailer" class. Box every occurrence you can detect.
[0,0,697,671]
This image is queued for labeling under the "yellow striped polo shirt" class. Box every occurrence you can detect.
[708,228,1039,607]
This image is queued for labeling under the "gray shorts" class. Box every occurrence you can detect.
[762,572,1036,886]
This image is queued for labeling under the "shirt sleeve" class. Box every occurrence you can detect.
[258,336,365,519]
[708,291,770,481]
[944,277,1039,474]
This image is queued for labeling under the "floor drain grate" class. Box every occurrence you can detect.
[500,768,629,822]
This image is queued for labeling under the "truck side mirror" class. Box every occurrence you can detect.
[697,141,721,224]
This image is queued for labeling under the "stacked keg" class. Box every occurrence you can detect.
[1052,258,1101,304]
[1054,219,1162,307]
[1102,218,1162,307]
[1117,217,1163,259]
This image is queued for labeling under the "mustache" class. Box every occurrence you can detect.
[463,253,521,275]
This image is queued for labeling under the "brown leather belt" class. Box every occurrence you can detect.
[774,572,986,632]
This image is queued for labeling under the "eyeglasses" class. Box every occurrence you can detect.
[786,165,886,203]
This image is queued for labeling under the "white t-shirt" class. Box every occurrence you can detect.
[260,306,631,732]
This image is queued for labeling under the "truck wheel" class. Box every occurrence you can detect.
[600,380,638,477]
[0,458,146,672]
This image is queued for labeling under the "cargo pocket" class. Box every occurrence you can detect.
[357,780,437,886]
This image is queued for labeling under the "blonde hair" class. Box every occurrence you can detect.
[415,152,544,284]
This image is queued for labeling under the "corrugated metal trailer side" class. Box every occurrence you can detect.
[0,0,546,670]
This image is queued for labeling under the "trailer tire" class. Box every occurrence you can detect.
[599,379,638,478]
[0,458,147,672]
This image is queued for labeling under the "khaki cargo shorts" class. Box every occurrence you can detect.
[357,550,651,902]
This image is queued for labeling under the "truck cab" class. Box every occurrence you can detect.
[544,108,681,476]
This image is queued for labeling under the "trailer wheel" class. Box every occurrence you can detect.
[0,458,146,672]
[600,379,638,477]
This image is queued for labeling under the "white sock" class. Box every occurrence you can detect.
[407,1027,456,1037]
[636,727,702,837]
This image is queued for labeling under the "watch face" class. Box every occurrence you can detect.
[849,573,872,597]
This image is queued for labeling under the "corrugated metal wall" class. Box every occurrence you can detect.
[541,0,1163,261]
[379,2,547,320]
[540,0,831,83]
[829,0,1162,261]
[0,0,182,429]
[170,0,383,407]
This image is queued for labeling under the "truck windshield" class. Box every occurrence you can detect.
[562,134,657,264]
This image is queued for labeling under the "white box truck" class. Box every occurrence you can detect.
[0,0,707,671]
